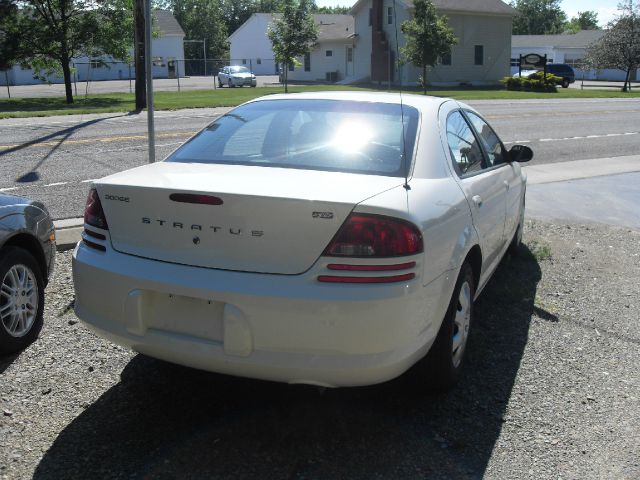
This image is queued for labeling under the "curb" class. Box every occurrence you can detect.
[54,219,83,252]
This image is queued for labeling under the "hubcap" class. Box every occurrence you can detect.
[0,264,38,338]
[452,281,471,368]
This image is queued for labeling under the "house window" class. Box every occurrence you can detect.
[347,47,353,62]
[326,50,333,57]
[288,62,294,71]
[304,53,310,71]
[242,59,247,64]
[257,58,262,64]
[441,52,452,65]
[90,59,102,69]
[474,45,483,65]
[368,8,372,26]
[387,6,393,24]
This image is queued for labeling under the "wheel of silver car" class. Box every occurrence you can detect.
[218,79,223,88]
[415,262,475,392]
[0,247,45,354]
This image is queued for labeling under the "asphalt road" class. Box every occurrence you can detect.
[1,97,639,220]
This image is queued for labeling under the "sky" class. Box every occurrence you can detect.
[314,0,622,27]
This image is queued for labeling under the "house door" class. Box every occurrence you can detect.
[345,46,353,77]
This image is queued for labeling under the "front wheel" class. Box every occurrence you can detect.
[561,78,570,88]
[414,262,475,392]
[0,247,45,354]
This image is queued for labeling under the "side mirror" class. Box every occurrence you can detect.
[509,144,533,163]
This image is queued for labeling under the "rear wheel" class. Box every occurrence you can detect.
[561,78,570,88]
[0,247,45,354]
[217,78,223,88]
[414,262,475,392]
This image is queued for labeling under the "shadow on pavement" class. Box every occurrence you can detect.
[34,246,542,479]
[0,114,135,183]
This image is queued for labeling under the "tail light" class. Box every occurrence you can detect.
[84,188,108,230]
[323,213,422,257]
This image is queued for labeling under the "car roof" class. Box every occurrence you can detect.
[243,91,452,115]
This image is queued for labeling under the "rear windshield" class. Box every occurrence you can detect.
[167,99,419,177]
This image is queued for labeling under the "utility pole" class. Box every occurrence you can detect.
[134,0,146,110]
[144,0,155,162]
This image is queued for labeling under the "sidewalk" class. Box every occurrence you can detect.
[53,154,640,251]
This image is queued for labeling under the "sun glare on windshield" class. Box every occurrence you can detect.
[332,121,374,154]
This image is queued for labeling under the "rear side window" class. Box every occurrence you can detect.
[465,111,507,167]
[446,111,484,175]
[168,99,419,177]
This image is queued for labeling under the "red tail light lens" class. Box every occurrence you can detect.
[323,213,423,257]
[84,188,108,230]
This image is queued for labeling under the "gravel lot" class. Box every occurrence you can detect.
[1,220,639,479]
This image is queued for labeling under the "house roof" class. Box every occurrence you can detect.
[153,10,185,37]
[512,30,605,49]
[351,0,516,16]
[229,13,354,42]
[314,14,354,41]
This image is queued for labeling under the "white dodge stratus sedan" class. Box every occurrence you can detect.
[72,92,532,390]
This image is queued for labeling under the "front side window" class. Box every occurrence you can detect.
[168,99,420,177]
[446,111,484,175]
[465,111,506,167]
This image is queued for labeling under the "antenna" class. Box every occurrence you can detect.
[392,0,409,190]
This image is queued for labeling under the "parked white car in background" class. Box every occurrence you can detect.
[217,66,257,88]
[72,92,532,390]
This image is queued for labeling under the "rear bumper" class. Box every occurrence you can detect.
[72,241,449,387]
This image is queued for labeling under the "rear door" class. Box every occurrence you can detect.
[463,110,522,245]
[444,110,508,270]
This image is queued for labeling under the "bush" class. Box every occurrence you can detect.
[502,72,559,92]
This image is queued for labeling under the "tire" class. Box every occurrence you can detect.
[0,247,45,355]
[218,79,223,88]
[415,262,475,392]
[561,78,569,88]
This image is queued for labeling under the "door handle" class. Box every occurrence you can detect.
[472,195,483,208]
[504,180,510,190]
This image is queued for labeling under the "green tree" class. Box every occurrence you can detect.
[586,1,639,92]
[564,10,599,33]
[511,0,567,34]
[17,0,132,103]
[313,5,350,14]
[400,0,457,94]
[267,0,318,93]
[221,0,257,35]
[164,0,228,63]
[0,0,20,72]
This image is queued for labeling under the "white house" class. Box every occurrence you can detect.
[228,13,354,80]
[1,10,185,86]
[511,30,639,81]
[350,0,517,86]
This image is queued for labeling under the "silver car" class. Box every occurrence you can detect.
[0,194,55,354]
[217,66,257,88]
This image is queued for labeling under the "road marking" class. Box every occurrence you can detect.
[0,186,19,192]
[43,182,67,187]
[486,109,640,120]
[506,132,638,144]
[0,131,194,150]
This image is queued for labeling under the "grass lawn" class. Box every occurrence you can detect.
[1,84,639,118]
